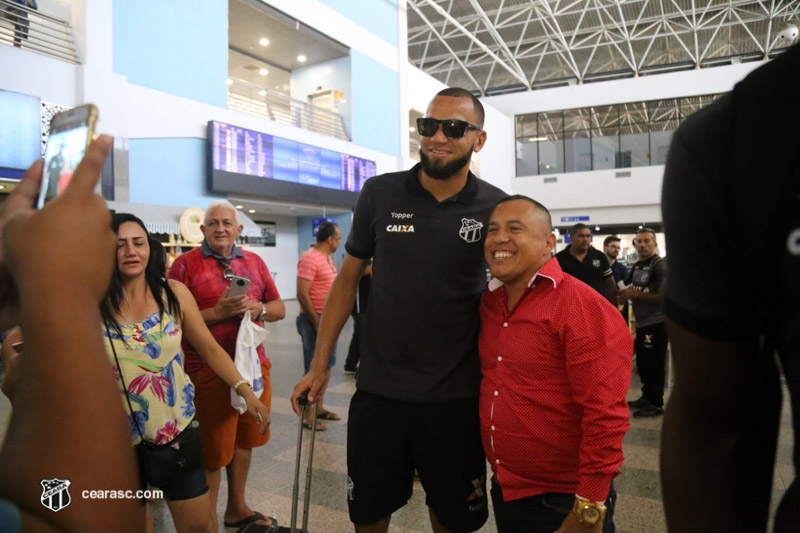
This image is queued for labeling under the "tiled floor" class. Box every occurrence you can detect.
[0,299,792,532]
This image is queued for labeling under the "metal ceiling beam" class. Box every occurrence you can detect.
[408,0,796,92]
[407,0,485,95]
[465,0,532,89]
[414,11,776,69]
[408,0,766,45]
[412,0,532,88]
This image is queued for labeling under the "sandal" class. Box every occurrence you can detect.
[302,420,327,431]
[225,511,278,529]
[316,410,341,421]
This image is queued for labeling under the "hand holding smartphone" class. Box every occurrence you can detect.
[37,104,98,208]
[228,276,251,297]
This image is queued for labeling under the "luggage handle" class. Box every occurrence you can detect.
[275,391,316,533]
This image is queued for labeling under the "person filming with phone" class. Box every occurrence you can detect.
[168,200,285,530]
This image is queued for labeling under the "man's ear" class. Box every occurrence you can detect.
[545,232,557,254]
[472,130,488,154]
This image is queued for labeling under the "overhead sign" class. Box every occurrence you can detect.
[312,217,337,236]
[561,216,590,222]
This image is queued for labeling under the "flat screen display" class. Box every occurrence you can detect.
[208,121,376,207]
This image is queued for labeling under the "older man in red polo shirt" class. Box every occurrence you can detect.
[480,195,632,533]
[168,200,285,531]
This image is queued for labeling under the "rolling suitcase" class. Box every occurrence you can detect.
[239,392,317,533]
[274,391,318,533]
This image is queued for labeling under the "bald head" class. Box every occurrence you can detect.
[485,195,556,290]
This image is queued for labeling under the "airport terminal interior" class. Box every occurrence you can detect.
[0,0,798,531]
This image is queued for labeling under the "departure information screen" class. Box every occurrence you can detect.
[211,121,376,192]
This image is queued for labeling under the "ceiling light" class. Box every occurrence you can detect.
[297,54,307,63]
[409,126,416,132]
[258,90,267,96]
[527,136,548,142]
[777,23,798,42]
[595,225,600,231]
[0,185,5,190]
[248,209,256,213]
[259,38,270,46]
[226,79,233,86]
[236,205,243,209]
[259,68,268,76]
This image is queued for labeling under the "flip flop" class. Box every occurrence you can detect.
[302,420,327,431]
[224,511,278,529]
[317,410,341,421]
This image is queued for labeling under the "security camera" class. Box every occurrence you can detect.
[777,23,798,43]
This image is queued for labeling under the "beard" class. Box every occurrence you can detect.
[419,148,473,180]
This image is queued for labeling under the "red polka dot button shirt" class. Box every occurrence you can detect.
[479,257,632,503]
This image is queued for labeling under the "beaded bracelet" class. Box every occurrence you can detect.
[233,379,250,394]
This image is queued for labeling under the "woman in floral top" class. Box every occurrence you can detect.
[101,214,269,532]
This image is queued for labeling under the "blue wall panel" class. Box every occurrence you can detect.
[350,51,399,157]
[113,0,227,107]
[129,138,222,207]
[318,0,398,47]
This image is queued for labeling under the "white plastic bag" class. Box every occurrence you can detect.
[230,311,269,414]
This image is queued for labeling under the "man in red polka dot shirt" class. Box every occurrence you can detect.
[479,195,633,533]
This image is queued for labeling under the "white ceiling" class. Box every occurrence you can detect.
[228,0,348,96]
[408,0,800,95]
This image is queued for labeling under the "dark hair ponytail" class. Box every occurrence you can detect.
[101,213,182,338]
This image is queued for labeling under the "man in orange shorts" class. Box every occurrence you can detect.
[169,200,285,530]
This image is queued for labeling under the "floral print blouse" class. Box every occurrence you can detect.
[104,309,195,446]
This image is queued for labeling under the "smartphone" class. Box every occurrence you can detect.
[37,104,99,208]
[228,275,251,297]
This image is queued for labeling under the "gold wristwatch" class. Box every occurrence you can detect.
[572,498,606,527]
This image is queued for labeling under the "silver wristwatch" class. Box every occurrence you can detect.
[258,303,268,321]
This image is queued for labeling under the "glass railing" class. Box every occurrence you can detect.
[0,0,79,63]
[227,78,350,142]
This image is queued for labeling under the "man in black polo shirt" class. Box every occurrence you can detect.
[661,43,800,532]
[292,87,506,533]
[618,228,667,418]
[555,223,617,305]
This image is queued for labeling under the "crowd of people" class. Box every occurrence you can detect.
[0,43,798,533]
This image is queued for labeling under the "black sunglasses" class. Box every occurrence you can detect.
[216,257,234,281]
[416,117,482,139]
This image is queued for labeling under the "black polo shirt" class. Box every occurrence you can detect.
[555,245,613,296]
[662,43,800,528]
[346,163,507,402]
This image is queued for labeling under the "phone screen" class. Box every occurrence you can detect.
[37,106,96,208]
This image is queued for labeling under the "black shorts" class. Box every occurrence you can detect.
[137,454,208,502]
[347,390,488,532]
